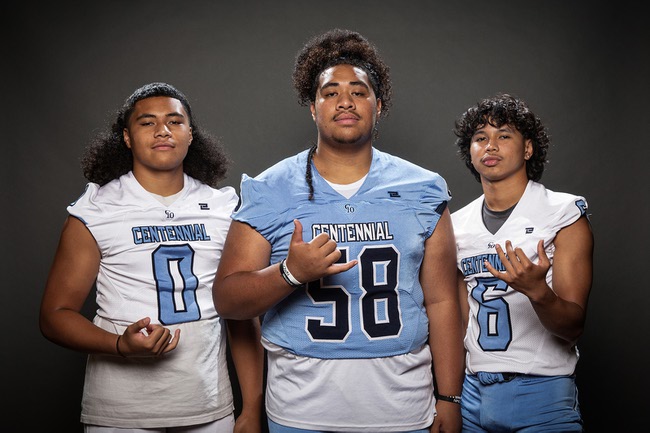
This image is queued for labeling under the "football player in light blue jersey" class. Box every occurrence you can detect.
[451,93,594,432]
[40,83,264,433]
[214,29,464,433]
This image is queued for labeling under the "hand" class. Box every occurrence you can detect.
[118,317,180,357]
[484,239,551,299]
[233,408,261,433]
[430,400,462,433]
[285,219,357,284]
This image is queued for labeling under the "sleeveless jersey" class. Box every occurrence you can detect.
[234,148,450,359]
[452,180,588,376]
[232,148,449,431]
[69,172,238,427]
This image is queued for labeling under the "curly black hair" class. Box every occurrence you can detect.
[293,29,392,199]
[453,93,549,183]
[80,82,230,187]
[293,28,392,115]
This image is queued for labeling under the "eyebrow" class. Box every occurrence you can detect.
[134,112,186,121]
[320,80,370,91]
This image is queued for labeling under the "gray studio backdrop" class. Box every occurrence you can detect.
[6,1,647,431]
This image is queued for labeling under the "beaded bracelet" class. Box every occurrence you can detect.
[436,394,461,404]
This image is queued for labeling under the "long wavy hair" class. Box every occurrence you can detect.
[81,82,230,187]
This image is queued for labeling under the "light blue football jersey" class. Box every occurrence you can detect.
[233,148,451,359]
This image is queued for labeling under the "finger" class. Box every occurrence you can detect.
[152,328,172,355]
[129,317,151,333]
[163,329,181,353]
[494,244,513,270]
[536,239,550,268]
[330,260,358,274]
[513,246,532,265]
[483,258,503,278]
[290,219,303,245]
[310,232,332,248]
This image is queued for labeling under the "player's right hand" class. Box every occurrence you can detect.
[285,219,357,284]
[118,317,180,357]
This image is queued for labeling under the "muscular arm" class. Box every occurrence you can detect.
[485,216,593,342]
[423,209,464,433]
[213,219,356,320]
[532,216,593,341]
[39,216,117,354]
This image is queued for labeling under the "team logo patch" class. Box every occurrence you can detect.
[525,227,534,234]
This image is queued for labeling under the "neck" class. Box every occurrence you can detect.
[481,173,529,211]
[131,167,185,196]
[313,142,372,184]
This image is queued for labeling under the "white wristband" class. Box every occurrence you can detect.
[280,258,304,287]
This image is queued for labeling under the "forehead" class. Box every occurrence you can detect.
[132,96,187,116]
[318,64,371,87]
[475,121,518,134]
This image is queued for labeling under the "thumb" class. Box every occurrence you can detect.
[290,219,304,245]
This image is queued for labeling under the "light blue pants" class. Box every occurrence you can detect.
[267,418,429,433]
[461,372,583,432]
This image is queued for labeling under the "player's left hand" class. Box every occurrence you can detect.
[484,239,551,299]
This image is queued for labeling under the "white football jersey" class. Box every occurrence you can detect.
[452,181,588,376]
[68,172,238,427]
[68,171,238,325]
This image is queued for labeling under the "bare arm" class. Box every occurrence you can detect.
[227,318,264,433]
[423,209,464,433]
[457,269,469,332]
[485,216,593,342]
[39,216,179,357]
[213,219,357,320]
[40,216,119,354]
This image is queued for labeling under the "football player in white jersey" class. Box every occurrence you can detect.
[213,29,464,433]
[40,83,264,433]
[451,93,594,432]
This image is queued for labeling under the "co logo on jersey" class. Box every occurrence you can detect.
[165,210,175,219]
[488,242,495,249]
[345,204,355,213]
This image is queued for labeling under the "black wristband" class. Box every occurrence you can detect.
[115,334,127,358]
[279,258,304,288]
[436,394,461,404]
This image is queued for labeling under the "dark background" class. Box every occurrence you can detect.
[5,1,647,431]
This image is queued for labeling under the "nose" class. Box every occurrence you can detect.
[485,138,498,151]
[155,123,172,138]
[337,93,355,110]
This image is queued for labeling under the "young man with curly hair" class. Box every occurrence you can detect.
[451,93,593,432]
[40,82,264,432]
[213,29,464,433]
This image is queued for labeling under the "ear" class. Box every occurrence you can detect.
[310,102,316,121]
[376,99,382,118]
[123,128,132,149]
[524,139,533,160]
[188,127,193,145]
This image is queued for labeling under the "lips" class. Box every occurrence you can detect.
[152,141,175,149]
[481,156,500,167]
[334,113,360,123]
